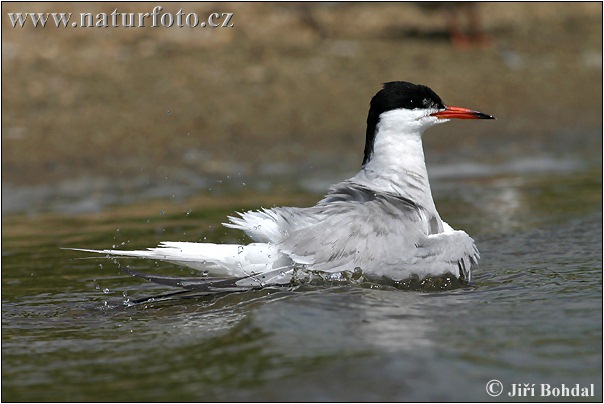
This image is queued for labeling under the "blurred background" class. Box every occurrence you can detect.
[2,2,602,215]
[3,4,602,402]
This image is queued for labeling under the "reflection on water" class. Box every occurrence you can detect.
[2,157,602,401]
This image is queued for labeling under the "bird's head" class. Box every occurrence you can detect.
[362,81,494,166]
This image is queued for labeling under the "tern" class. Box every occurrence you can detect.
[71,81,494,293]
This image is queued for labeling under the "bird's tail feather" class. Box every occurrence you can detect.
[65,241,284,278]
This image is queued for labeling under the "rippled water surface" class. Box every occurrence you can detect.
[2,161,602,401]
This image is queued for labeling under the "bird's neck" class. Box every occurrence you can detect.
[353,118,443,233]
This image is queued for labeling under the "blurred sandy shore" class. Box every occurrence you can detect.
[2,2,602,213]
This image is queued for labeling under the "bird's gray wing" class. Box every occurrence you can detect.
[278,185,429,275]
[281,183,478,280]
[225,182,424,242]
[413,230,479,281]
[224,183,478,281]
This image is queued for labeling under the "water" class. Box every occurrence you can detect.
[2,159,602,401]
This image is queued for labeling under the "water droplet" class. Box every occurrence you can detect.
[186,210,192,216]
[98,264,103,269]
[103,288,110,294]
[242,182,247,186]
[95,285,101,290]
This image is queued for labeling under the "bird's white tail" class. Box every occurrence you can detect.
[67,241,286,278]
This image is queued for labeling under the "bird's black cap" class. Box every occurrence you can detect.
[369,81,445,115]
[363,82,445,166]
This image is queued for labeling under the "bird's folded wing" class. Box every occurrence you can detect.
[414,230,479,281]
[279,195,426,274]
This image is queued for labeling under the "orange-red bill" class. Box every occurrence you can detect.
[431,105,495,120]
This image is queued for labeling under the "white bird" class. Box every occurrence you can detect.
[71,81,494,293]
